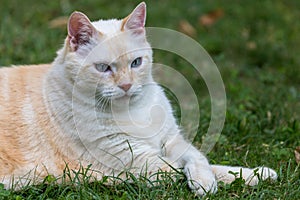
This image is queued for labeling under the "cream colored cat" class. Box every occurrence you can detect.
[0,2,277,196]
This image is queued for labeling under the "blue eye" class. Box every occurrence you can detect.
[95,63,111,72]
[131,57,142,68]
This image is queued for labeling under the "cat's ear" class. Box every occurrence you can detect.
[122,2,146,34]
[67,11,97,51]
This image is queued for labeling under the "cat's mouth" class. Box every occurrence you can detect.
[95,90,141,104]
[110,86,143,100]
[94,86,143,110]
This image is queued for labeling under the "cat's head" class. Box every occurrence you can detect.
[59,2,153,104]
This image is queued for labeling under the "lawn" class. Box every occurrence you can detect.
[0,0,299,199]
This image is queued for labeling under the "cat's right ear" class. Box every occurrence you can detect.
[121,2,146,35]
[67,11,97,51]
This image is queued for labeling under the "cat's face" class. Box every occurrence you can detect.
[64,2,152,105]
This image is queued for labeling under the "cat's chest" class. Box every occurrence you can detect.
[68,86,175,155]
[91,102,171,149]
[104,102,169,136]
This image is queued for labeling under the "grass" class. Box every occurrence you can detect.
[0,0,300,199]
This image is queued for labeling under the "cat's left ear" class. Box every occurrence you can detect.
[122,2,146,34]
[67,11,97,51]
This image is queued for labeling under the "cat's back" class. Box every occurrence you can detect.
[0,64,51,138]
[0,64,51,107]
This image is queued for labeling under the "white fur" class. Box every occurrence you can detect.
[92,19,123,34]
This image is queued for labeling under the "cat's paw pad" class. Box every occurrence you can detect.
[246,167,277,186]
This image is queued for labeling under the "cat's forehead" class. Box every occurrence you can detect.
[92,19,123,35]
[91,19,146,48]
[84,18,151,64]
[86,40,150,65]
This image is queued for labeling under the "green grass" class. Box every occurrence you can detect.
[0,0,300,199]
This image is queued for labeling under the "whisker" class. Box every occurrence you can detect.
[95,94,111,112]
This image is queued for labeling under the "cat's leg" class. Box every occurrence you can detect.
[164,134,217,196]
[132,154,180,177]
[211,165,278,185]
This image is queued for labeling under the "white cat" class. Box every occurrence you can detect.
[0,2,277,196]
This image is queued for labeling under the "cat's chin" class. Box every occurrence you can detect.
[112,93,140,102]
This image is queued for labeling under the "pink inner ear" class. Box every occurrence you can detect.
[125,2,146,30]
[68,12,94,51]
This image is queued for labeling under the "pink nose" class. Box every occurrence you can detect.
[118,83,132,92]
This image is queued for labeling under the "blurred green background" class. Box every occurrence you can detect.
[0,0,299,199]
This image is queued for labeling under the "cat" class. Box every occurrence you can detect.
[0,2,277,196]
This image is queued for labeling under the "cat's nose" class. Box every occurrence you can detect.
[118,83,132,92]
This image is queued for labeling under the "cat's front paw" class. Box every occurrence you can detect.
[187,175,218,196]
[245,166,278,186]
[184,163,217,196]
